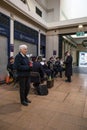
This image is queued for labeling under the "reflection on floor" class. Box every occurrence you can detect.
[73,66,87,74]
[0,69,87,130]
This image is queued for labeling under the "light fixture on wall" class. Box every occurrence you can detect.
[76,24,84,36]
[78,24,83,30]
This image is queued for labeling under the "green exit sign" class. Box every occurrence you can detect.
[76,32,85,36]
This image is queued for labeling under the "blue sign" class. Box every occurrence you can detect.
[0,26,9,36]
[14,21,38,44]
[10,44,14,52]
[14,31,38,44]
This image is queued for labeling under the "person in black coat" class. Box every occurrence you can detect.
[54,57,63,78]
[42,60,52,79]
[7,56,14,78]
[64,51,73,82]
[13,44,32,106]
[31,56,44,88]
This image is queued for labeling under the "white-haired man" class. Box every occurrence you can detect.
[14,44,32,106]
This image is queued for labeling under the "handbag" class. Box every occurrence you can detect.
[47,79,54,88]
[37,85,48,96]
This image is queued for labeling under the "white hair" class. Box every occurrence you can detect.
[19,44,28,51]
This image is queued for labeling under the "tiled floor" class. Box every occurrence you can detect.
[0,72,87,130]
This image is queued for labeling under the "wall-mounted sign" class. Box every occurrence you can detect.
[10,44,14,52]
[76,32,84,36]
[53,50,57,55]
[79,52,87,67]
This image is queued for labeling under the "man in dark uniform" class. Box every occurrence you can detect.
[13,44,32,106]
[64,51,73,82]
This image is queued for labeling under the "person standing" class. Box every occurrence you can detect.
[13,44,32,106]
[54,57,63,78]
[64,51,73,82]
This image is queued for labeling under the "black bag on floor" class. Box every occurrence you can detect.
[47,79,54,88]
[37,85,48,95]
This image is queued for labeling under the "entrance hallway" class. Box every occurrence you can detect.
[0,72,87,130]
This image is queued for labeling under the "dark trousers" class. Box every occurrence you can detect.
[19,77,30,103]
[67,76,71,82]
[54,70,62,78]
[44,69,51,77]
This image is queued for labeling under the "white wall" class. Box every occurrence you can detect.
[5,0,47,27]
[29,0,47,20]
[60,0,87,20]
[4,0,87,29]
[36,0,47,7]
[6,0,60,23]
[46,35,59,59]
[47,0,60,22]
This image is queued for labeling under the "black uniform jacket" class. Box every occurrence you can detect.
[64,55,73,77]
[13,52,31,77]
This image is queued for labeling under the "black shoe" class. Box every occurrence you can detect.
[65,79,69,82]
[25,98,31,103]
[21,101,28,106]
[65,80,71,83]
[68,80,71,82]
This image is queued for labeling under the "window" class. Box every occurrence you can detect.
[36,7,42,17]
[40,34,46,46]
